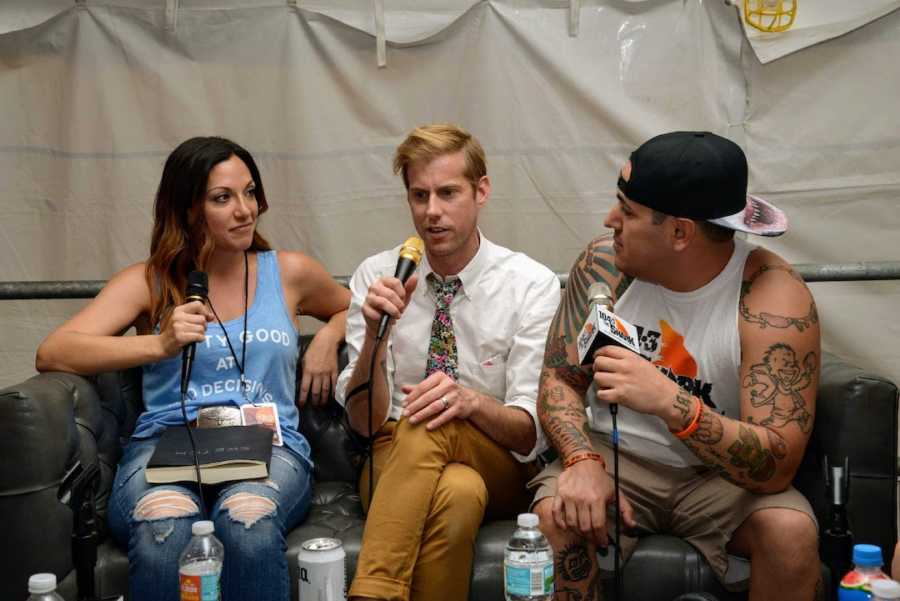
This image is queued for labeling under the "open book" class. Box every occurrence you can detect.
[145,425,273,485]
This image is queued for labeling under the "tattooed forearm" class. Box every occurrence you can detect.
[727,424,777,482]
[765,426,788,459]
[557,366,591,391]
[681,402,793,491]
[673,388,694,431]
[539,377,593,457]
[740,264,819,332]
[692,404,724,445]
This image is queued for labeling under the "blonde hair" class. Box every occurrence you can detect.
[393,123,487,189]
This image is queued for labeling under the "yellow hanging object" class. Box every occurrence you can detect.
[744,0,797,32]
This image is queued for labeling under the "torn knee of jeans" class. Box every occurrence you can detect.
[133,490,199,522]
[222,492,277,528]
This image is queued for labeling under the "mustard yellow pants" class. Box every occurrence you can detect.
[350,418,537,601]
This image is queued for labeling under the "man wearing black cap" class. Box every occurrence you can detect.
[531,131,821,599]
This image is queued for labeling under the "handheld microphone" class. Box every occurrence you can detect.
[376,236,424,341]
[180,270,209,394]
[580,281,632,600]
[576,281,641,365]
[588,281,614,312]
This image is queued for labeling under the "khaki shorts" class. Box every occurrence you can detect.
[528,435,817,588]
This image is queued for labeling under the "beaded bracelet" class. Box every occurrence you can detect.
[672,396,703,440]
[563,451,606,470]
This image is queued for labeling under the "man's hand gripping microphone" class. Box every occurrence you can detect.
[375,236,424,341]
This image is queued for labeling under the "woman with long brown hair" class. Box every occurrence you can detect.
[36,136,350,601]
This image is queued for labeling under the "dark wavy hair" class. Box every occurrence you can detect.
[146,136,271,326]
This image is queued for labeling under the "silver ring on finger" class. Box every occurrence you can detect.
[441,395,450,411]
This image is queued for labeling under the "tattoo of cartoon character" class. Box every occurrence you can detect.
[743,343,816,433]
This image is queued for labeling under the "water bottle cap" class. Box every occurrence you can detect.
[517,513,539,528]
[28,573,57,594]
[871,579,900,598]
[853,544,884,567]
[192,520,215,536]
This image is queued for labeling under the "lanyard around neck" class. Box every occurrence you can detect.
[206,250,251,402]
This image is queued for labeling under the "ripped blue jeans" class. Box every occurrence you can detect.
[108,437,312,601]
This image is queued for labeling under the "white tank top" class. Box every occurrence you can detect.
[588,238,755,467]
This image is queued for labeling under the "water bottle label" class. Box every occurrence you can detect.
[180,573,220,601]
[505,560,553,596]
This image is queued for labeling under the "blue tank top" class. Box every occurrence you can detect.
[134,251,311,466]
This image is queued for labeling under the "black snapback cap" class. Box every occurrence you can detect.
[619,131,787,236]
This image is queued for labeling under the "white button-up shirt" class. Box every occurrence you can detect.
[335,235,560,462]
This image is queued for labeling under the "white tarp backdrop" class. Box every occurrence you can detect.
[1,1,899,396]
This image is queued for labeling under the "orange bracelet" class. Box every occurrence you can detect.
[672,396,703,440]
[563,452,606,470]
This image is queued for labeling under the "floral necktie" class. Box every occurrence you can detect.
[425,274,463,380]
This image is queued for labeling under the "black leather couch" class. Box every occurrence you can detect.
[1,340,897,601]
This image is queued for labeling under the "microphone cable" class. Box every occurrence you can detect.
[179,269,211,517]
[585,282,624,599]
[180,376,208,517]
[610,402,622,600]
[345,236,423,508]
[343,332,386,510]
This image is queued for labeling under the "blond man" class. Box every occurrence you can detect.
[335,124,560,601]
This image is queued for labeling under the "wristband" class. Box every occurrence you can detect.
[672,396,703,440]
[563,451,606,470]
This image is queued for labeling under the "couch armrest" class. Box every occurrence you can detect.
[296,336,366,484]
[0,372,105,600]
[794,352,899,567]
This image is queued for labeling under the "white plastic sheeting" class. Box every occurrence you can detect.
[1,1,899,396]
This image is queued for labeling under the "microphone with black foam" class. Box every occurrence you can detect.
[376,236,425,341]
[576,281,642,365]
[180,270,209,395]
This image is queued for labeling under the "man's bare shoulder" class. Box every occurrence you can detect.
[568,234,631,302]
[740,247,819,334]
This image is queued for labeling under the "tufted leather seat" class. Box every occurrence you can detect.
[1,340,896,601]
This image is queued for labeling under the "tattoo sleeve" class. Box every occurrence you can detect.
[674,340,816,492]
[539,237,626,460]
[671,257,820,492]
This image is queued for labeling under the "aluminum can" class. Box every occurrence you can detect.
[298,537,346,601]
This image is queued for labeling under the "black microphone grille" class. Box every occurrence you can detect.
[186,270,208,299]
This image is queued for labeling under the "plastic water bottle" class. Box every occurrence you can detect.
[839,544,890,601]
[26,573,64,601]
[179,520,224,601]
[504,513,553,601]
[872,579,900,601]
